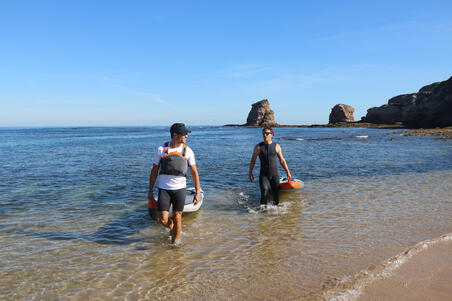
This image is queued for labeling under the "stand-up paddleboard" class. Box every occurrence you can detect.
[179,187,204,212]
[279,177,304,190]
[148,187,204,220]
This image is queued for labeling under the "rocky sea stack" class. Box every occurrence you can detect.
[245,99,279,127]
[362,76,452,128]
[329,104,355,123]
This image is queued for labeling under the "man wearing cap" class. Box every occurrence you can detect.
[147,123,201,244]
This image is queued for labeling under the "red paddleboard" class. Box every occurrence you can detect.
[279,177,304,190]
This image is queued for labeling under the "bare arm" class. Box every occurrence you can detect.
[189,164,201,204]
[147,164,159,202]
[249,144,260,182]
[276,144,291,180]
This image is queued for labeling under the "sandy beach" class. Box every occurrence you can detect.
[358,237,452,301]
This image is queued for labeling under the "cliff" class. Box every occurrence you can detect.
[363,76,452,128]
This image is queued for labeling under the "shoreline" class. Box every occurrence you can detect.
[357,235,452,301]
[224,122,404,129]
[320,233,452,301]
[224,124,452,140]
[393,127,452,140]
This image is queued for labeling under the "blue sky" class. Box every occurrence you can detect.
[1,0,451,126]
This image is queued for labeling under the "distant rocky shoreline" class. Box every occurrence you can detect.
[394,126,452,140]
[224,122,403,129]
[224,123,452,140]
[225,76,452,139]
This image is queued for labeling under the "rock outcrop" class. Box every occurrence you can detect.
[329,104,355,123]
[363,76,452,128]
[245,99,278,127]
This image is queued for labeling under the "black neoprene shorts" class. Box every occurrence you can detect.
[157,188,186,212]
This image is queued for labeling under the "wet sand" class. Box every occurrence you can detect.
[358,239,452,301]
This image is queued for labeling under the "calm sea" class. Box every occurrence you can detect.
[1,126,451,300]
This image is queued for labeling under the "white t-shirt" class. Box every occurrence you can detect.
[153,143,196,190]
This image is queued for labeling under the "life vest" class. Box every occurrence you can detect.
[159,142,188,177]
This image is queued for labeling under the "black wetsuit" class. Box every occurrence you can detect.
[258,142,280,205]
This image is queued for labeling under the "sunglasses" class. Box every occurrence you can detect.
[263,132,272,135]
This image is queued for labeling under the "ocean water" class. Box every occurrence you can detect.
[1,126,451,300]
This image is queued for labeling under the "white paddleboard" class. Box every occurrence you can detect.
[180,187,204,212]
[148,187,204,220]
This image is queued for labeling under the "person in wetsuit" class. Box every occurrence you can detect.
[249,127,291,205]
[147,123,201,244]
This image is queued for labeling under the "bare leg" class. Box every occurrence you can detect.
[159,211,173,230]
[171,211,183,244]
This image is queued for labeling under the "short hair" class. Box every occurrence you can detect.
[262,127,274,135]
[170,123,185,137]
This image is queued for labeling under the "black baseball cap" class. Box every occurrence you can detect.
[170,123,191,136]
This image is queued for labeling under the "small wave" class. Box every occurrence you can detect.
[237,192,250,204]
[305,137,343,141]
[266,202,290,215]
[246,203,290,215]
[354,135,368,139]
[321,233,452,301]
[281,136,305,141]
[238,192,248,198]
[247,207,259,214]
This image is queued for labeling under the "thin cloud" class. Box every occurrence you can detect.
[437,22,452,32]
[318,20,446,41]
[111,84,167,104]
[251,73,331,93]
[136,92,167,104]
[152,14,166,21]
[222,63,279,78]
